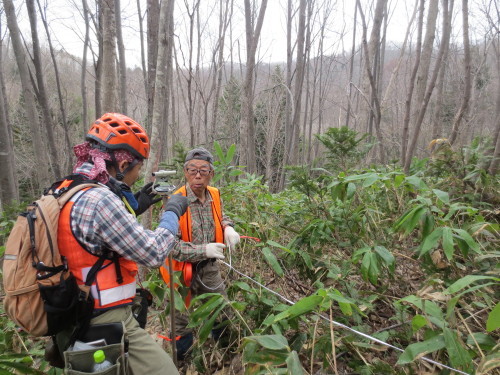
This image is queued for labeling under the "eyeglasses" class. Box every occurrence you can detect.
[186,168,211,176]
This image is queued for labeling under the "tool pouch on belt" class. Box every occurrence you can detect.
[63,322,128,375]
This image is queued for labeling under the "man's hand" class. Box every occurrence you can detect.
[165,193,188,218]
[134,182,162,216]
[205,243,226,259]
[224,226,240,248]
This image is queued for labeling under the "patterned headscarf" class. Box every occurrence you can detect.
[73,142,134,184]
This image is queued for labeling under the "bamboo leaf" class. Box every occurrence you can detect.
[374,245,395,266]
[226,143,236,163]
[442,227,454,260]
[189,294,225,325]
[233,281,252,292]
[362,173,379,187]
[346,182,356,200]
[453,228,481,253]
[198,304,226,344]
[432,189,449,204]
[213,141,224,161]
[405,175,428,189]
[411,314,428,332]
[419,227,443,256]
[396,334,445,365]
[273,295,323,323]
[328,289,353,316]
[286,351,304,374]
[262,247,284,277]
[394,205,425,234]
[245,335,289,351]
[400,295,444,322]
[267,240,293,254]
[444,275,498,294]
[242,341,289,365]
[443,327,472,371]
[487,302,500,332]
[368,252,380,284]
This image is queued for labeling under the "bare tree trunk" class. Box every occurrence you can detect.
[210,0,232,139]
[301,1,313,164]
[137,0,148,109]
[414,0,439,118]
[404,0,452,173]
[36,0,73,174]
[401,0,424,167]
[26,0,62,178]
[287,0,307,166]
[146,0,160,132]
[357,0,386,163]
[101,0,118,112]
[489,111,500,175]
[143,0,175,228]
[431,0,454,140]
[278,0,293,190]
[187,0,200,147]
[115,0,128,113]
[488,38,500,174]
[95,1,103,116]
[381,0,418,106]
[4,0,50,189]
[0,22,13,155]
[82,0,91,134]
[0,25,18,207]
[448,0,471,145]
[240,0,268,172]
[346,1,358,129]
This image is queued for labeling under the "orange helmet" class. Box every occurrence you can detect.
[86,113,150,159]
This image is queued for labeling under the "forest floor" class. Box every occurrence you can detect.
[145,246,436,375]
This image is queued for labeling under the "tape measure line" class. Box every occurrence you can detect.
[220,260,471,375]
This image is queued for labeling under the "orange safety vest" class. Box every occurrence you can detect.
[159,185,224,292]
[58,184,138,310]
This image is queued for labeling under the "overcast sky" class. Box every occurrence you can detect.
[7,0,485,69]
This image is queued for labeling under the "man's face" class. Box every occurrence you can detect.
[184,159,213,196]
[123,160,144,186]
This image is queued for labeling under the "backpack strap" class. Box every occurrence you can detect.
[56,183,101,207]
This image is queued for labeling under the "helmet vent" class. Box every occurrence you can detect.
[118,129,127,135]
[108,121,120,128]
[139,136,147,142]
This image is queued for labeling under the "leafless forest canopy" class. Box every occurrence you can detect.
[0,0,499,205]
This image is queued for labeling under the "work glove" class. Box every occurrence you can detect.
[134,182,162,216]
[205,243,226,260]
[224,226,240,248]
[165,193,188,219]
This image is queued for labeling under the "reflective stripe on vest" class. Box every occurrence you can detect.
[58,187,138,310]
[159,185,224,289]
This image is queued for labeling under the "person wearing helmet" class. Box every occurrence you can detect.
[159,147,240,364]
[52,114,209,374]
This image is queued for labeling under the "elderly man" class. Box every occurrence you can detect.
[160,147,240,362]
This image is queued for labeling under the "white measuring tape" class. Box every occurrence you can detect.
[219,259,471,375]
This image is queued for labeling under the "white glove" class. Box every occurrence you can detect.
[224,226,240,248]
[205,243,226,259]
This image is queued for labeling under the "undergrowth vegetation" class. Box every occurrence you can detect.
[0,129,498,374]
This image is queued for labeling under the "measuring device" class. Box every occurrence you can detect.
[151,170,177,196]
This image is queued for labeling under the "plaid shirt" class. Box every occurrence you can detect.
[70,163,176,268]
[170,184,233,262]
